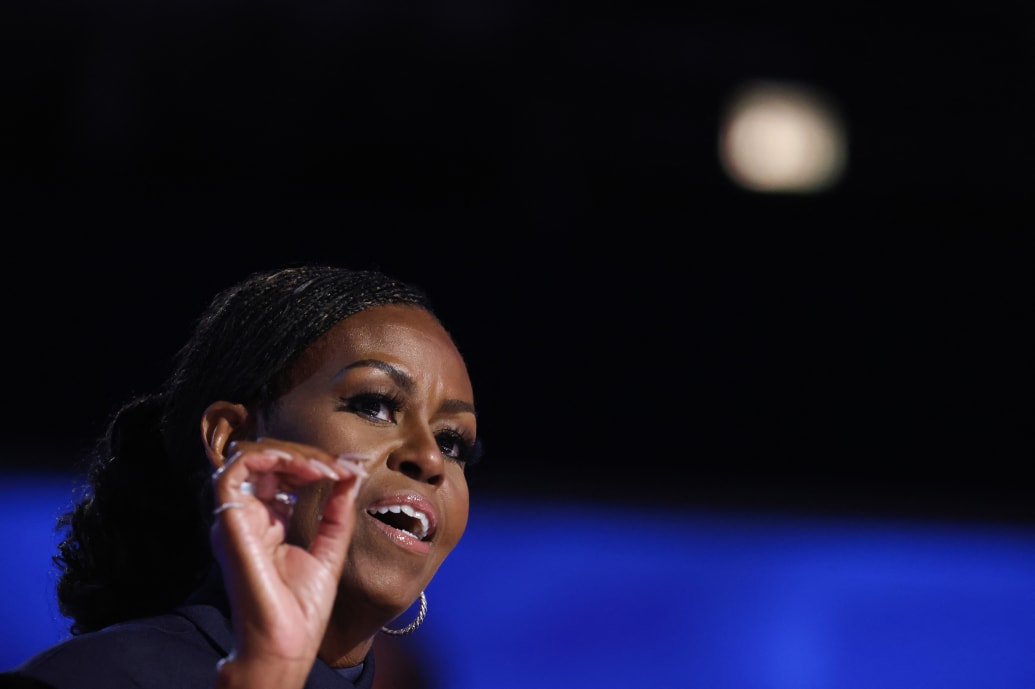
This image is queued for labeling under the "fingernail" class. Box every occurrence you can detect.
[336,452,374,465]
[262,448,294,461]
[348,472,366,500]
[336,454,370,478]
[308,458,341,479]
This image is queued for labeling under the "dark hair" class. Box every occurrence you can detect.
[54,265,436,635]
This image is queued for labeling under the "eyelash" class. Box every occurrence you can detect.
[338,392,482,466]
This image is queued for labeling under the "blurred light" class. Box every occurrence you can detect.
[6,476,1035,688]
[719,81,847,193]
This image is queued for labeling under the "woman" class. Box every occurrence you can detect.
[8,265,482,689]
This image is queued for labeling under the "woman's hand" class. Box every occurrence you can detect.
[209,439,368,689]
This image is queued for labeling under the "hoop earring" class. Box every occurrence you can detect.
[380,591,427,636]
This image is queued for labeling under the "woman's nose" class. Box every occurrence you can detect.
[386,425,444,486]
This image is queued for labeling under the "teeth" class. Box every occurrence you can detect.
[399,504,430,537]
[369,504,430,540]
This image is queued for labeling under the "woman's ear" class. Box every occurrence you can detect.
[201,401,251,471]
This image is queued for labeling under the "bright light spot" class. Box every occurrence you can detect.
[719,81,847,193]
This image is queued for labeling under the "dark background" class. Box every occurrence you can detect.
[1,1,1030,523]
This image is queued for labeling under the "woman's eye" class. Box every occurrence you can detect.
[344,394,399,423]
[436,430,480,465]
[436,432,462,460]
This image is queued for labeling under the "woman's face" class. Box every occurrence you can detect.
[255,304,475,616]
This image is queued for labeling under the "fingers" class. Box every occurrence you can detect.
[210,440,369,557]
[208,440,372,680]
[212,443,332,503]
[209,440,370,633]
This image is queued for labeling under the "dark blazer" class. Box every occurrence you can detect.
[9,571,375,689]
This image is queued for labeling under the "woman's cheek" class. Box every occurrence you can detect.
[287,483,331,547]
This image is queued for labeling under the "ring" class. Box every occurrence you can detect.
[234,481,295,507]
[274,490,298,507]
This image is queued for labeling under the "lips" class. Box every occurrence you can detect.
[365,493,438,544]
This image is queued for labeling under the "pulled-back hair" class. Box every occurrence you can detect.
[54,265,435,634]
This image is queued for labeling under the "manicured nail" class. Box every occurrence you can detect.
[337,452,375,465]
[336,454,370,478]
[347,472,366,500]
[308,458,341,479]
[261,448,294,461]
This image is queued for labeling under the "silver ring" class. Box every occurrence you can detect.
[236,481,295,507]
[274,490,298,507]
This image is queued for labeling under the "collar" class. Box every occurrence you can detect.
[176,565,376,689]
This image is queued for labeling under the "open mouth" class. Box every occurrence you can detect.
[367,504,431,541]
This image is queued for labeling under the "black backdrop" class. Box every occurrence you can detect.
[2,1,1030,523]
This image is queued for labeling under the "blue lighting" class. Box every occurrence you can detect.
[4,476,1034,688]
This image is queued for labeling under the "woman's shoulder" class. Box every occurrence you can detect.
[10,612,224,689]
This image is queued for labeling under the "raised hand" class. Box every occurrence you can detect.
[209,440,369,689]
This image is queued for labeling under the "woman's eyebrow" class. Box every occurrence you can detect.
[334,359,476,416]
[335,359,414,393]
[439,398,476,417]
